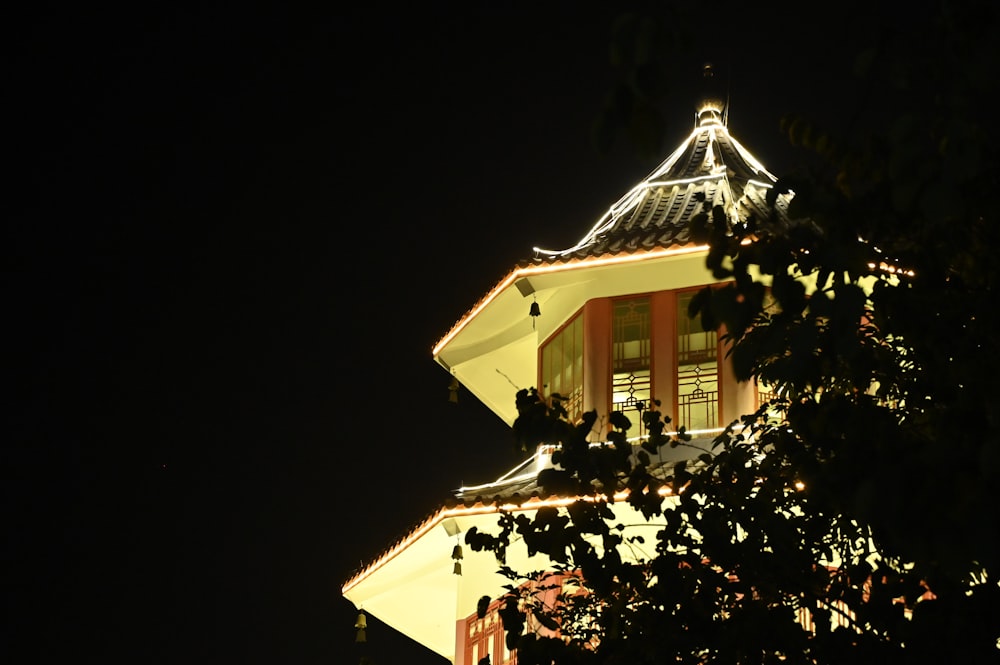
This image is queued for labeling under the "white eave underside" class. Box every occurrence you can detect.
[341,491,681,662]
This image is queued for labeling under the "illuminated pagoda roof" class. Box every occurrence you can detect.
[530,94,787,264]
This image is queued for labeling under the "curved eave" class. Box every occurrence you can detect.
[432,244,719,425]
[341,502,517,662]
[342,488,680,662]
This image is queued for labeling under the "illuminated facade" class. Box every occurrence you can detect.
[342,90,794,664]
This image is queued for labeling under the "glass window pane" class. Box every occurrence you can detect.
[677,291,718,433]
[612,298,651,437]
[541,312,583,420]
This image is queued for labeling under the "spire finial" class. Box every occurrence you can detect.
[696,61,726,126]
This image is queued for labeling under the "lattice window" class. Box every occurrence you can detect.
[612,298,651,435]
[677,291,718,432]
[461,574,582,665]
[464,599,514,665]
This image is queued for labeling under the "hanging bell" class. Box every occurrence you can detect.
[355,611,367,643]
[529,298,541,329]
[453,561,463,575]
[448,376,460,403]
[452,544,463,560]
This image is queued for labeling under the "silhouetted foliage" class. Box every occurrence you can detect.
[467,2,1000,663]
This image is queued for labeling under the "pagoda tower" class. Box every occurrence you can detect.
[342,79,792,664]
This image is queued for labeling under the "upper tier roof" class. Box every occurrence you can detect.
[528,98,787,263]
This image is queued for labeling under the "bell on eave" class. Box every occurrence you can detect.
[355,611,367,643]
[529,298,541,329]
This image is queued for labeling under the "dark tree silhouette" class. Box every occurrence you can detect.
[466,2,1000,663]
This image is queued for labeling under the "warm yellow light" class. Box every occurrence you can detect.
[531,119,778,261]
[867,261,916,277]
[342,479,681,594]
[433,112,787,360]
[431,246,709,357]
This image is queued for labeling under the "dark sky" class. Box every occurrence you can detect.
[6,3,881,663]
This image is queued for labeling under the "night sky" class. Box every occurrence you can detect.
[7,3,880,663]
